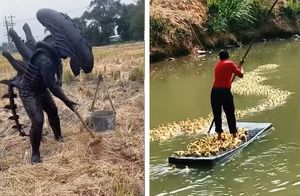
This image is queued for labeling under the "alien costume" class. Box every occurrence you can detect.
[1,8,94,163]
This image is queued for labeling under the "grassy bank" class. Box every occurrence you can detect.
[0,42,144,195]
[150,0,300,62]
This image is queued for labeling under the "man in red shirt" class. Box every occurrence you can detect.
[211,50,244,139]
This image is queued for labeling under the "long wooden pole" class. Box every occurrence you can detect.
[90,74,102,111]
[102,77,116,112]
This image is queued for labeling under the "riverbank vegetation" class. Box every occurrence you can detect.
[206,0,264,33]
[150,0,300,61]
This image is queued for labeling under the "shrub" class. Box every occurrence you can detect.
[175,27,189,39]
[250,0,269,26]
[207,0,258,33]
[150,16,168,46]
[284,0,300,19]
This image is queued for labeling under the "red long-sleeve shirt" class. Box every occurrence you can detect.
[213,60,243,89]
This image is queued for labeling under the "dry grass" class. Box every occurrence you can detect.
[151,0,207,50]
[0,42,144,196]
[151,0,207,28]
[92,43,144,78]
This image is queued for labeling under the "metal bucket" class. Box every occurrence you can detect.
[91,110,116,131]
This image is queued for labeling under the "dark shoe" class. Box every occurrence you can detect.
[31,153,42,164]
[217,133,222,140]
[54,133,63,140]
[232,132,237,138]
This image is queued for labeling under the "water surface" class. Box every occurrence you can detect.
[150,39,300,195]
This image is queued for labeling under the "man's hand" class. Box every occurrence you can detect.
[65,100,78,112]
[239,59,245,67]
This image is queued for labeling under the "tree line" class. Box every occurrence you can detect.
[74,0,144,46]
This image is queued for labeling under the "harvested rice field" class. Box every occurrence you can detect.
[0,42,144,196]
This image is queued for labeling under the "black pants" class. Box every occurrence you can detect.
[20,89,61,156]
[210,88,237,134]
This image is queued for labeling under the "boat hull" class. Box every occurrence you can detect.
[169,122,272,166]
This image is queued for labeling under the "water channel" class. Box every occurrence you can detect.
[150,39,300,195]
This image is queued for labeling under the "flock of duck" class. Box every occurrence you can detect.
[173,128,248,157]
[150,116,212,141]
[232,64,292,119]
[150,64,292,143]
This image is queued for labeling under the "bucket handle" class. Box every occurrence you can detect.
[90,74,116,112]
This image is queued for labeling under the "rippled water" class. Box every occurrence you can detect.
[150,39,300,195]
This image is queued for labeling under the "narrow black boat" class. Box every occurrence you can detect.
[168,122,272,166]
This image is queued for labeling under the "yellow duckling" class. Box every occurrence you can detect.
[204,152,211,157]
[239,133,247,142]
[210,148,219,156]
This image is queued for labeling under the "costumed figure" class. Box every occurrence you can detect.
[0,8,94,163]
